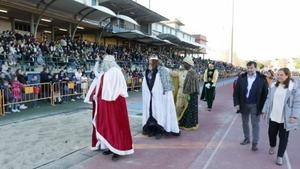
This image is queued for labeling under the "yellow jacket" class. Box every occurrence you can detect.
[203,69,219,87]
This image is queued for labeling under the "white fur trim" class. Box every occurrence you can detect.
[95,131,134,155]
[91,95,134,156]
[101,67,128,101]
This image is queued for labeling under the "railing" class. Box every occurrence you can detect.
[0,78,143,117]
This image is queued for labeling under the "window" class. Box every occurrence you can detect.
[171,29,175,35]
[157,24,163,32]
[165,27,170,34]
[119,19,125,28]
[92,0,97,6]
[177,32,183,38]
[153,23,161,32]
[15,22,30,32]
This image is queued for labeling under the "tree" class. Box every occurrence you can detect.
[256,62,265,69]
[293,57,300,69]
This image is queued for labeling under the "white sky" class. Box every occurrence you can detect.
[136,0,300,60]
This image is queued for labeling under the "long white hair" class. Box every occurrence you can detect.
[99,55,121,72]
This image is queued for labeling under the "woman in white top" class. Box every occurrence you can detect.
[81,72,89,98]
[262,68,300,166]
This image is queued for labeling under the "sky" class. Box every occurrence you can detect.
[136,0,300,61]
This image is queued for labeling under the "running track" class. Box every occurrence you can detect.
[71,79,300,169]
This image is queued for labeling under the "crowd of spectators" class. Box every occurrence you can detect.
[0,30,245,114]
[1,30,242,77]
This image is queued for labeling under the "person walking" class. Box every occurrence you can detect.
[262,68,300,166]
[233,61,269,151]
[200,62,219,111]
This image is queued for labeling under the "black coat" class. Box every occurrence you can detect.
[233,72,268,115]
[17,74,27,84]
[40,71,51,83]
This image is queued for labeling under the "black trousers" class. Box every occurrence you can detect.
[268,120,290,157]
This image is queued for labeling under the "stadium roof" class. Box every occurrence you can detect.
[17,0,116,22]
[112,30,176,46]
[113,30,147,39]
[157,33,203,49]
[99,0,168,24]
[161,18,185,26]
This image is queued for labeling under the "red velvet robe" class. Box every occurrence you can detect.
[91,75,134,155]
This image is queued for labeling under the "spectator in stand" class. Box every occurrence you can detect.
[3,67,12,81]
[40,67,52,83]
[60,71,70,102]
[69,74,76,102]
[75,68,82,99]
[80,72,88,99]
[11,75,23,113]
[40,67,52,98]
[16,69,27,84]
[52,73,62,104]
[1,61,9,72]
[89,71,95,80]
[15,69,28,110]
[0,71,9,83]
[28,75,40,107]
[1,79,13,113]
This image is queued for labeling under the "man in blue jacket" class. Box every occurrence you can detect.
[233,61,268,151]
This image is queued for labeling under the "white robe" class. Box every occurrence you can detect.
[142,73,180,133]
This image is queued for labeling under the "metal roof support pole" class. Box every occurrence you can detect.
[10,17,15,32]
[71,8,97,40]
[30,14,34,34]
[96,30,100,44]
[69,23,72,38]
[98,17,113,43]
[34,0,57,38]
[51,25,55,41]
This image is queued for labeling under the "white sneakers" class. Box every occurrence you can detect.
[10,104,27,113]
[19,104,28,110]
[12,109,20,113]
[276,157,283,166]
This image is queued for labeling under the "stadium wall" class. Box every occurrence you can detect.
[0,19,11,32]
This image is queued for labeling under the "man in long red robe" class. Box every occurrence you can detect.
[85,54,134,161]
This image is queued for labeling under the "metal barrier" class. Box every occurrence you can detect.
[127,77,143,91]
[52,81,89,103]
[0,82,53,116]
[0,77,145,116]
[132,77,142,91]
[0,90,4,116]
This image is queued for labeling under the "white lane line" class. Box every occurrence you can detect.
[285,151,292,169]
[202,114,238,169]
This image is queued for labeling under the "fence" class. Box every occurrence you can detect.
[0,77,143,117]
